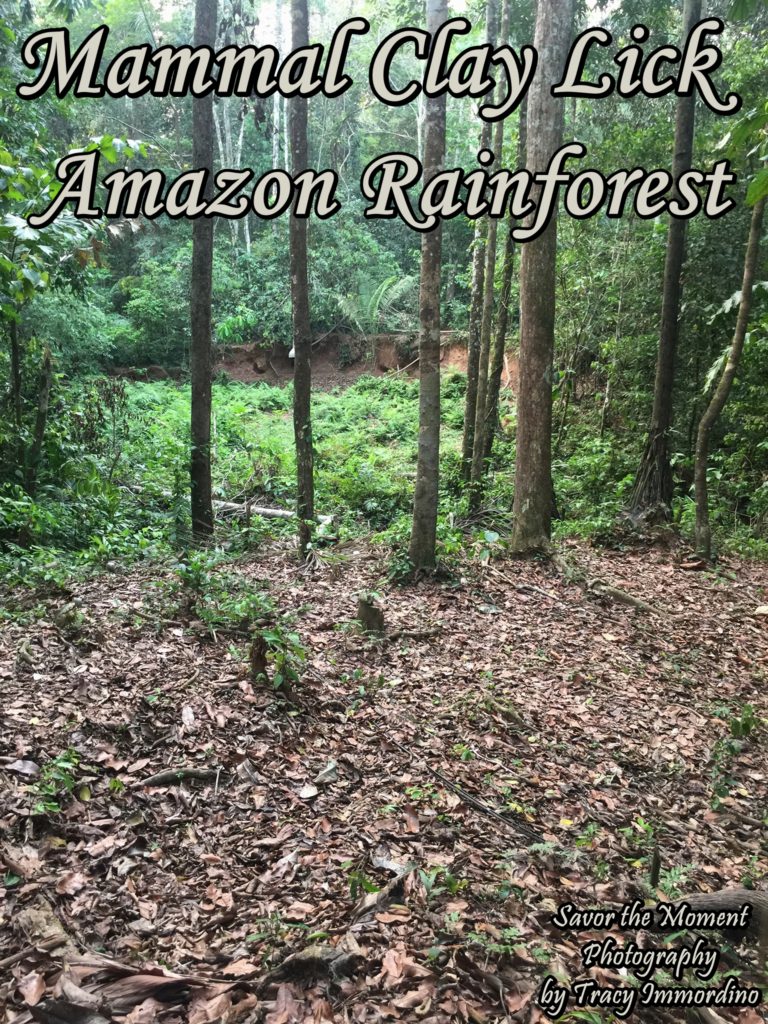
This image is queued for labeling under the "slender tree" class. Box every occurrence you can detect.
[461,0,498,482]
[630,0,701,517]
[409,0,447,570]
[290,0,315,557]
[695,197,765,559]
[511,0,573,552]
[9,319,21,432]
[190,0,217,539]
[482,96,528,468]
[23,346,52,497]
[469,0,511,508]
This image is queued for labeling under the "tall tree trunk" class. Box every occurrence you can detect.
[511,0,573,553]
[630,0,700,518]
[9,319,22,432]
[290,0,315,557]
[469,212,499,505]
[695,197,765,560]
[481,80,526,474]
[190,0,217,540]
[409,0,447,571]
[468,0,512,508]
[461,0,498,482]
[23,346,52,496]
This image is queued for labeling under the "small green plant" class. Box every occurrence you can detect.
[404,782,439,804]
[619,815,656,851]
[710,737,739,809]
[658,863,695,898]
[259,622,306,691]
[341,861,380,900]
[741,854,761,888]
[729,703,759,739]
[28,749,81,814]
[451,742,475,762]
[593,860,610,882]
[713,701,760,740]
[575,822,601,849]
[467,924,523,955]
[419,867,467,902]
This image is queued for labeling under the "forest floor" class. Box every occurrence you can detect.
[1,540,767,1024]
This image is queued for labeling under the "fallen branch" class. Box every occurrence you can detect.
[0,935,66,970]
[213,500,294,520]
[132,767,221,788]
[552,552,663,616]
[586,579,657,615]
[386,736,543,845]
[121,484,317,525]
[214,500,334,529]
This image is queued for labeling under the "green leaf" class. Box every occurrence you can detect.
[746,168,768,206]
[3,214,38,241]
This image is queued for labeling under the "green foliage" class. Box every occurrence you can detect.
[418,866,467,902]
[713,701,760,740]
[28,748,81,814]
[167,550,306,692]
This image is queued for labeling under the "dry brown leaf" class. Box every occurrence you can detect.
[17,971,46,1006]
[221,959,259,978]
[55,871,87,895]
[265,983,302,1024]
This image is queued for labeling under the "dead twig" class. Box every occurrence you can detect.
[0,935,66,970]
[132,767,221,788]
[386,737,543,845]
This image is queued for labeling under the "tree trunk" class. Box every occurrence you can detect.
[190,0,217,540]
[461,0,498,482]
[290,0,315,558]
[468,0,511,508]
[9,319,22,432]
[409,0,447,571]
[694,197,765,560]
[481,85,526,473]
[23,346,52,497]
[469,206,499,506]
[630,0,700,518]
[511,0,573,553]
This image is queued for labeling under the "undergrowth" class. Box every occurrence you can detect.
[1,374,766,607]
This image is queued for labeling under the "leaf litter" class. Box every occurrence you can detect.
[0,539,766,1023]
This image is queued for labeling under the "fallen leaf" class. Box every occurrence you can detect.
[55,871,87,895]
[18,972,46,1006]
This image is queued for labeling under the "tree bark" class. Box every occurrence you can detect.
[511,0,573,553]
[23,346,52,496]
[469,0,512,508]
[480,68,525,476]
[290,0,315,557]
[461,0,498,482]
[630,0,701,518]
[9,319,22,433]
[694,197,765,560]
[190,0,217,540]
[409,0,447,571]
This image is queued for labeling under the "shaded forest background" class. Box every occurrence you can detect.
[1,0,767,586]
